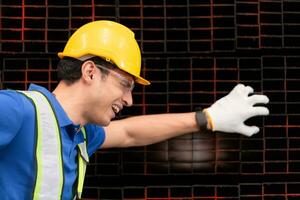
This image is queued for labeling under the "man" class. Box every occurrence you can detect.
[0,20,269,199]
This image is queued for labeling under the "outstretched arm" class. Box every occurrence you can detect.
[102,112,200,148]
[102,84,269,149]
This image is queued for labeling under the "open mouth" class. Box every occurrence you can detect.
[112,104,121,114]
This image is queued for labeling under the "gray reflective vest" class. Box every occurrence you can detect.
[19,90,88,200]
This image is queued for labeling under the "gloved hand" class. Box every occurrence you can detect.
[204,84,270,136]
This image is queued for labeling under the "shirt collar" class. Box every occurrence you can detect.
[28,83,73,127]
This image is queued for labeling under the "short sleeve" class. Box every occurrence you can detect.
[0,90,25,148]
[84,124,106,156]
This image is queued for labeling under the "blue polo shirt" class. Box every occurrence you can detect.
[0,84,106,200]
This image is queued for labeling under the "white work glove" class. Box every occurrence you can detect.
[204,84,270,136]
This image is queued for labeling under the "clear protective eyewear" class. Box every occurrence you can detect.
[95,64,135,92]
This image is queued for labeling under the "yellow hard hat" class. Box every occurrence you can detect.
[58,20,150,85]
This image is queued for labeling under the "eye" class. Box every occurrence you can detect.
[120,79,133,91]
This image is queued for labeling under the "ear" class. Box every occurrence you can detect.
[81,61,96,83]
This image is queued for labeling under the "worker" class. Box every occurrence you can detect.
[0,20,269,200]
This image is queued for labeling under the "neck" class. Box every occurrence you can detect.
[52,81,86,126]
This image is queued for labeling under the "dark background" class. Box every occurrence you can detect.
[1,0,300,199]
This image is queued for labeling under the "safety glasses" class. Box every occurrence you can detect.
[95,64,135,93]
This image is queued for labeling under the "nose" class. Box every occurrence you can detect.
[122,90,133,106]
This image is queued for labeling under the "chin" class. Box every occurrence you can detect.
[98,118,112,127]
[94,111,114,126]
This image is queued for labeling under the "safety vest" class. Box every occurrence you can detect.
[19,90,89,200]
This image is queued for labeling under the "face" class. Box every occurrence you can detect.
[84,62,134,126]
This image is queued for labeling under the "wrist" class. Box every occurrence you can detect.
[195,108,212,132]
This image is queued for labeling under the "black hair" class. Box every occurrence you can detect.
[57,56,117,84]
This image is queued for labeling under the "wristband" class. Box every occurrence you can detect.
[203,108,214,131]
[195,109,209,132]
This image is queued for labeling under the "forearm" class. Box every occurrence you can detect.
[103,112,205,148]
[123,112,201,146]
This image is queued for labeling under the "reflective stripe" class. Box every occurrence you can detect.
[20,91,63,200]
[78,141,89,163]
[77,128,88,199]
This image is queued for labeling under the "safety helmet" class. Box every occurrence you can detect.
[58,20,150,85]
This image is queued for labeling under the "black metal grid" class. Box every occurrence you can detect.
[1,0,300,199]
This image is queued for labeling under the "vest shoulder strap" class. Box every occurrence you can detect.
[19,90,88,200]
[19,90,64,199]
